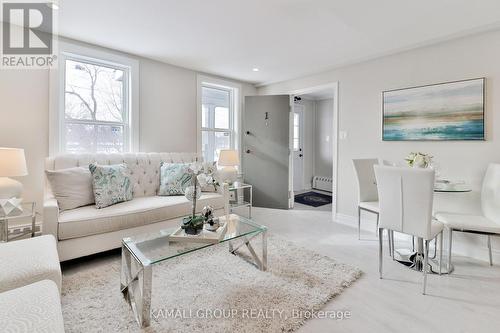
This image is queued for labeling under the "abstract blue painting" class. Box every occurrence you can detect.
[383,78,485,141]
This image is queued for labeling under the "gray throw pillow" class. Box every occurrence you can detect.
[45,167,94,211]
[89,163,133,209]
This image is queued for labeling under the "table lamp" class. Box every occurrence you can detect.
[0,148,28,214]
[217,149,239,184]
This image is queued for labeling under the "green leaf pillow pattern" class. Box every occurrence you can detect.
[89,163,133,209]
[158,162,193,196]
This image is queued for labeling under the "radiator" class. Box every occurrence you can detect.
[312,176,333,192]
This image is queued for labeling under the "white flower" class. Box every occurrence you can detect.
[197,173,208,187]
[406,152,433,168]
[189,162,203,174]
[202,162,216,175]
[414,154,425,167]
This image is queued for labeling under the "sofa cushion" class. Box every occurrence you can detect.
[58,194,225,240]
[0,280,65,333]
[0,235,62,293]
[46,167,94,211]
[89,163,133,208]
[158,162,192,196]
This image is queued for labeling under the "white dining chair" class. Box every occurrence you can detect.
[374,166,444,295]
[352,159,380,240]
[435,163,500,270]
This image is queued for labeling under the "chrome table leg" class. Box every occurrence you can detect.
[121,244,153,328]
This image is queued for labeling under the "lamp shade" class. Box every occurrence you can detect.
[0,148,28,177]
[218,149,239,167]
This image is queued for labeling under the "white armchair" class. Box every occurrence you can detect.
[375,166,444,295]
[435,163,500,270]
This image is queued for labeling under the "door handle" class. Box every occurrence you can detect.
[299,154,303,157]
[246,149,252,154]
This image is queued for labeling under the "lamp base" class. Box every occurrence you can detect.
[0,178,24,216]
[0,177,23,199]
[219,166,238,184]
[0,197,23,215]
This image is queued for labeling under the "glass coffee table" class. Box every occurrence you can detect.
[120,214,267,327]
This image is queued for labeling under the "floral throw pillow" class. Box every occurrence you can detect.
[89,163,133,209]
[158,163,193,196]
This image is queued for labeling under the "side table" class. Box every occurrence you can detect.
[0,202,36,242]
[228,182,253,218]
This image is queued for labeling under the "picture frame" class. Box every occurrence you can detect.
[382,78,485,141]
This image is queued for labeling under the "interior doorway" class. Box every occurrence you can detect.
[240,82,338,213]
[289,83,338,214]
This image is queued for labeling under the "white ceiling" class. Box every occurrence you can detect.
[56,0,500,86]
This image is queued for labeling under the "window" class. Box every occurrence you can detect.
[63,57,129,153]
[293,112,300,151]
[50,41,139,155]
[199,79,240,162]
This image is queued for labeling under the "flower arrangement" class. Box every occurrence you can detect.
[405,152,433,168]
[181,162,220,235]
[195,162,219,190]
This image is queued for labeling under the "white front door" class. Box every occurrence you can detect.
[293,105,304,191]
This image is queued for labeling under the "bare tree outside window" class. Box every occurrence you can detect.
[64,59,128,153]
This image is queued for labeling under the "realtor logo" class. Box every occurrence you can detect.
[1,1,57,68]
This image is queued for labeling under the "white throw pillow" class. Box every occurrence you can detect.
[46,167,95,211]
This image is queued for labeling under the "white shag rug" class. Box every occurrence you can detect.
[61,236,361,333]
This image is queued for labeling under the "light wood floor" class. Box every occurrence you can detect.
[251,207,500,333]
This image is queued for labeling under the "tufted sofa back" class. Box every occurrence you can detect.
[45,152,199,198]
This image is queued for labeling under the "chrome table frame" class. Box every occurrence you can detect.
[0,202,36,242]
[228,229,267,271]
[120,244,152,327]
[120,226,267,328]
[229,183,253,219]
[391,232,448,275]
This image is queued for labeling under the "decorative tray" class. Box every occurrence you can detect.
[169,220,227,244]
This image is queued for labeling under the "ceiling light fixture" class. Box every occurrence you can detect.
[252,68,259,72]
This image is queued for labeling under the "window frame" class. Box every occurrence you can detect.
[49,40,139,155]
[197,75,241,164]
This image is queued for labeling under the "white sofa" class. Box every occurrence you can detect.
[44,153,230,261]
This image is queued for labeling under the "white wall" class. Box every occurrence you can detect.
[314,98,334,179]
[0,70,49,209]
[258,29,500,261]
[139,58,198,152]
[0,39,256,214]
